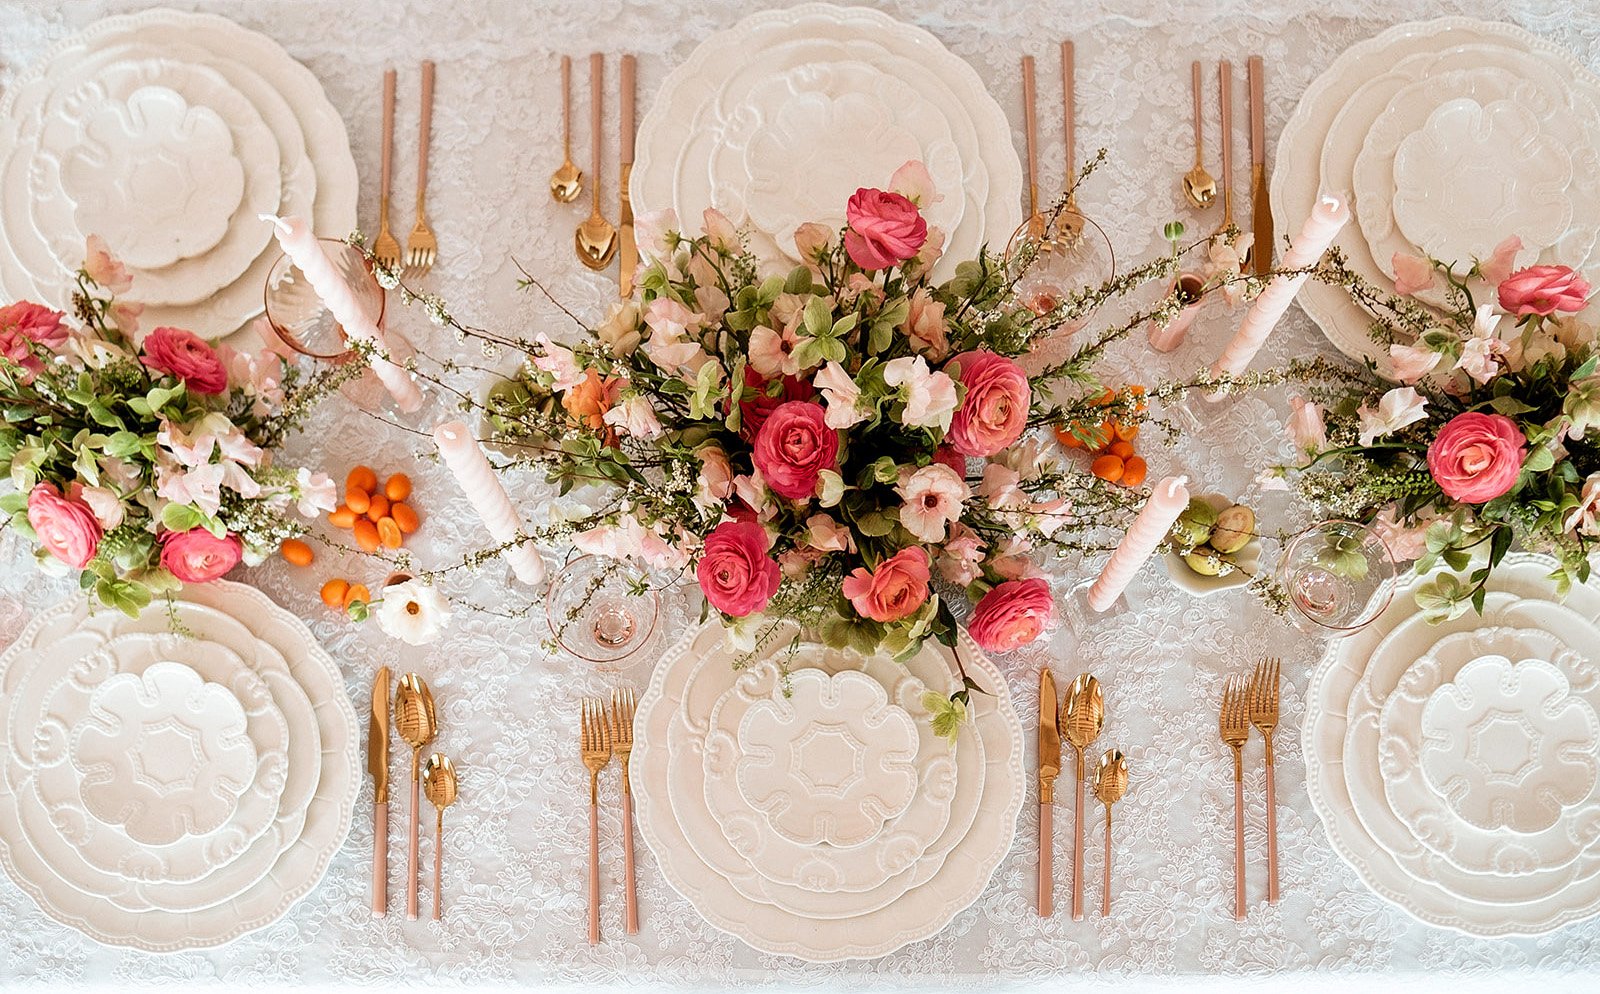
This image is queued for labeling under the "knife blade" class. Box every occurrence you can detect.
[1248,54,1272,276]
[370,665,390,800]
[618,54,638,299]
[1037,666,1061,917]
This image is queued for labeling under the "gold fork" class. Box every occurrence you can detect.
[610,688,639,935]
[1250,657,1282,905]
[580,697,611,945]
[404,60,438,276]
[372,69,401,271]
[1220,674,1251,921]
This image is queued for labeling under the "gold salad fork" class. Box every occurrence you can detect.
[580,698,611,946]
[1250,658,1282,904]
[405,60,438,275]
[610,688,639,935]
[1220,675,1251,921]
[372,69,402,271]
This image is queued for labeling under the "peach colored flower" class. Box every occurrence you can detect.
[968,578,1054,653]
[883,355,958,431]
[841,546,930,623]
[562,370,624,431]
[1479,235,1524,286]
[904,287,949,359]
[1389,342,1443,384]
[945,350,1030,456]
[84,234,133,293]
[1392,251,1435,296]
[895,463,968,542]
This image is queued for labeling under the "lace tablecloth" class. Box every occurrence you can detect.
[3,0,1599,987]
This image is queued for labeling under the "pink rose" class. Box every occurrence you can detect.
[696,520,781,617]
[944,350,1031,457]
[737,367,814,442]
[841,547,930,623]
[968,578,1055,653]
[751,400,839,500]
[159,528,243,583]
[1426,412,1527,504]
[1497,265,1591,317]
[0,301,68,379]
[141,326,228,395]
[26,482,102,569]
[843,188,928,271]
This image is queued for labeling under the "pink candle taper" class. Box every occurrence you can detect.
[1089,475,1190,612]
[432,420,546,585]
[261,214,423,412]
[1211,196,1350,378]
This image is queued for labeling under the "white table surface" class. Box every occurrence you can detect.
[2,0,1600,988]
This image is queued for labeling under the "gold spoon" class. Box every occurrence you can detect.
[423,753,458,922]
[1095,749,1129,917]
[393,673,438,921]
[550,55,583,203]
[1056,40,1085,247]
[1062,673,1104,922]
[1183,60,1217,209]
[575,53,618,270]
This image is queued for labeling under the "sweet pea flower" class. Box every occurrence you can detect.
[295,467,338,519]
[1454,303,1508,383]
[1371,505,1434,561]
[882,355,959,431]
[895,463,969,542]
[701,208,740,253]
[156,459,226,515]
[634,208,679,263]
[643,299,710,374]
[841,547,930,623]
[70,483,125,531]
[84,234,133,294]
[602,392,664,440]
[596,300,642,356]
[888,160,941,208]
[813,361,870,429]
[937,521,987,586]
[530,333,585,391]
[1565,473,1600,536]
[904,287,950,360]
[692,446,734,513]
[1286,396,1328,455]
[805,513,855,553]
[1391,251,1436,297]
[792,222,833,264]
[1357,387,1430,446]
[978,462,1026,510]
[1389,342,1443,384]
[748,323,802,379]
[1479,235,1524,287]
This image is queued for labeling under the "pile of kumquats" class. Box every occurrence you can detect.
[276,465,424,613]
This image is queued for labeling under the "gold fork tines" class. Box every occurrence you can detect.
[611,688,639,935]
[405,60,439,276]
[372,69,401,271]
[1250,658,1282,905]
[1220,675,1251,921]
[581,697,611,945]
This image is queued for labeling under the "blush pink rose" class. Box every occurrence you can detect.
[841,546,930,623]
[1426,412,1527,504]
[1497,265,1591,316]
[26,482,102,569]
[752,400,839,500]
[737,367,814,442]
[141,326,228,395]
[159,528,243,583]
[944,350,1031,457]
[968,577,1055,653]
[696,520,781,617]
[843,188,928,271]
[0,301,68,379]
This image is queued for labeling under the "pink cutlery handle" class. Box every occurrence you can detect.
[380,69,395,205]
[560,55,573,157]
[1020,55,1038,215]
[1219,60,1234,215]
[588,802,601,945]
[433,810,443,922]
[620,55,636,165]
[1233,778,1246,921]
[1072,767,1085,921]
[623,789,639,934]
[417,60,435,204]
[1266,760,1280,904]
[1102,808,1112,918]
[372,801,387,917]
[407,775,420,920]
[1038,801,1053,917]
[590,53,604,210]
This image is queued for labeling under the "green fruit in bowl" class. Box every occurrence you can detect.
[1171,498,1218,547]
[1183,546,1228,576]
[1210,504,1257,554]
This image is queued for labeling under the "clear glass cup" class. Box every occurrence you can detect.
[1276,519,1397,637]
[545,555,660,667]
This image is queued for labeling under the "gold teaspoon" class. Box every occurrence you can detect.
[393,673,438,921]
[550,55,583,203]
[423,753,458,922]
[1095,749,1129,917]
[1183,61,1217,209]
[1062,673,1104,922]
[575,53,618,270]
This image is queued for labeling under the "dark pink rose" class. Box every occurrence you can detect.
[0,301,68,379]
[737,367,814,442]
[933,445,967,476]
[843,188,928,271]
[1427,412,1526,504]
[141,326,228,395]
[968,578,1055,653]
[26,483,101,569]
[696,520,781,617]
[752,400,839,500]
[945,350,1031,457]
[1497,265,1591,316]
[160,528,242,583]
[841,546,930,623]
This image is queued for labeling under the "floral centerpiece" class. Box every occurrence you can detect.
[1274,238,1597,619]
[0,237,346,614]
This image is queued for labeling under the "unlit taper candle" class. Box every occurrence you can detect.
[1211,195,1350,378]
[432,420,546,585]
[261,214,423,412]
[1088,475,1190,612]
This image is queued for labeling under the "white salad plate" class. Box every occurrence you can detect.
[636,622,1023,960]
[70,660,256,846]
[701,651,958,904]
[0,581,357,952]
[1306,553,1600,935]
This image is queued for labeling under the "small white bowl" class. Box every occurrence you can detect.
[1163,493,1262,598]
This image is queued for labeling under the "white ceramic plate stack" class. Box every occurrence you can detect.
[1272,18,1600,376]
[632,3,1023,282]
[0,580,359,952]
[1305,552,1600,935]
[633,622,1024,961]
[0,9,357,340]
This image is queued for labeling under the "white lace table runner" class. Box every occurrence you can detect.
[2,0,1598,985]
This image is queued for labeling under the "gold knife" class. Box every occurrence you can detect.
[1037,666,1061,917]
[369,665,390,917]
[618,54,638,299]
[1248,54,1272,276]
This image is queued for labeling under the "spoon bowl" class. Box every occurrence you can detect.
[551,161,583,204]
[1183,165,1217,210]
[576,213,618,270]
[393,673,437,921]
[422,753,457,922]
[551,55,583,203]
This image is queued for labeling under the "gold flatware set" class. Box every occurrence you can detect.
[370,670,460,921]
[1019,41,1086,251]
[580,689,642,944]
[557,53,639,297]
[1183,56,1270,271]
[1220,658,1282,918]
[373,61,439,276]
[1038,668,1128,919]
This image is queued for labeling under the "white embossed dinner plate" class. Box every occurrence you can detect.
[0,581,357,951]
[635,621,1023,960]
[633,3,1021,282]
[1306,553,1600,934]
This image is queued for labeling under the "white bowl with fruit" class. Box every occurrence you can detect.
[1164,494,1262,597]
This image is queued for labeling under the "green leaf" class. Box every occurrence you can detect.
[1489,395,1537,416]
[1523,446,1556,473]
[160,503,205,533]
[104,431,144,457]
[783,266,813,295]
